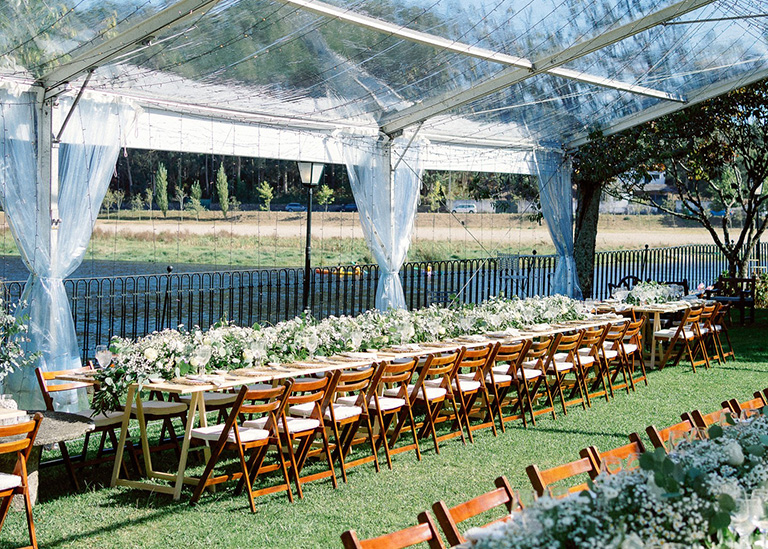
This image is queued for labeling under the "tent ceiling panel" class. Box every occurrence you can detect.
[1,0,767,151]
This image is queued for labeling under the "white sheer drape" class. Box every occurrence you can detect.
[0,90,128,409]
[534,150,582,299]
[344,137,422,310]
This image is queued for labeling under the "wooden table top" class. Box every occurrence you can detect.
[57,315,625,395]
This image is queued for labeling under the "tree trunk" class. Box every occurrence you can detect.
[574,180,602,298]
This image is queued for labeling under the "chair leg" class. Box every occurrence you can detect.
[329,420,347,484]
[317,426,338,489]
[58,441,80,491]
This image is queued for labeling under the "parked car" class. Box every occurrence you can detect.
[285,203,307,212]
[343,203,358,212]
[452,202,477,214]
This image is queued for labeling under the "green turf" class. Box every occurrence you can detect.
[1,313,766,548]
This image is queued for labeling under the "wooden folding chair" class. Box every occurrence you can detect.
[341,511,446,549]
[544,331,587,415]
[486,339,532,429]
[515,336,558,424]
[646,417,697,452]
[711,302,735,361]
[189,381,295,510]
[35,366,139,490]
[432,476,521,547]
[0,413,43,549]
[390,350,466,454]
[685,408,733,430]
[600,322,631,395]
[366,357,423,468]
[722,394,766,418]
[697,302,723,365]
[619,317,647,389]
[576,324,611,404]
[654,307,709,371]
[315,365,383,482]
[245,373,339,498]
[450,344,498,441]
[526,454,598,498]
[581,433,645,480]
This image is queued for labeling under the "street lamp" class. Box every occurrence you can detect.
[297,161,325,311]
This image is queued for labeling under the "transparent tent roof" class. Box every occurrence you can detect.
[2,0,768,153]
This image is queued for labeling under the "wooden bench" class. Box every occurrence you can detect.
[704,276,755,325]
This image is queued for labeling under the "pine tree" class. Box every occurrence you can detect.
[216,163,229,218]
[155,163,169,218]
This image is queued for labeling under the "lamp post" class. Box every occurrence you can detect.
[298,161,325,311]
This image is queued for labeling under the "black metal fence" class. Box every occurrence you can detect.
[0,243,762,359]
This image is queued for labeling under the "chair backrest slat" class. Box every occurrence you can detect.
[341,511,445,549]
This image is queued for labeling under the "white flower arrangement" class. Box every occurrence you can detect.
[92,295,584,413]
[468,412,768,548]
[623,281,681,305]
[0,298,38,384]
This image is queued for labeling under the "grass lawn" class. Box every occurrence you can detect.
[1,313,767,548]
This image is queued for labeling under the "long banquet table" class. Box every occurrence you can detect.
[57,315,628,501]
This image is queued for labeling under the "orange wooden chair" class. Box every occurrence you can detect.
[619,317,647,389]
[722,394,766,417]
[485,339,532,429]
[341,511,446,549]
[685,408,733,431]
[318,364,383,481]
[515,336,558,424]
[697,302,723,365]
[654,307,709,371]
[35,365,139,490]
[390,350,466,454]
[365,357,423,468]
[646,417,697,452]
[190,381,295,510]
[600,321,631,395]
[0,413,43,549]
[581,433,645,480]
[575,324,611,404]
[526,454,598,498]
[432,476,521,547]
[711,303,735,361]
[246,373,340,497]
[544,331,587,415]
[450,343,499,440]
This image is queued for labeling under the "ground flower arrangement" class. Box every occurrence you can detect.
[467,412,768,548]
[92,295,583,413]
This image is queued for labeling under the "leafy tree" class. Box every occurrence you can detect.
[129,194,143,219]
[175,183,186,213]
[256,181,273,211]
[216,163,229,219]
[425,179,444,213]
[575,80,768,283]
[113,189,125,216]
[101,190,116,219]
[144,187,154,213]
[155,163,169,218]
[186,180,205,221]
[316,184,334,212]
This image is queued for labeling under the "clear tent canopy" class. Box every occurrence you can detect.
[0,0,767,406]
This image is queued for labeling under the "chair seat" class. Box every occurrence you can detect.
[75,408,124,428]
[244,416,320,433]
[191,424,269,444]
[341,395,404,411]
[289,402,362,421]
[623,343,639,355]
[132,400,188,417]
[424,377,481,392]
[547,361,574,373]
[0,472,21,492]
[517,368,543,380]
[385,385,446,401]
[561,351,594,365]
[459,372,511,384]
[178,392,238,407]
[654,328,696,340]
